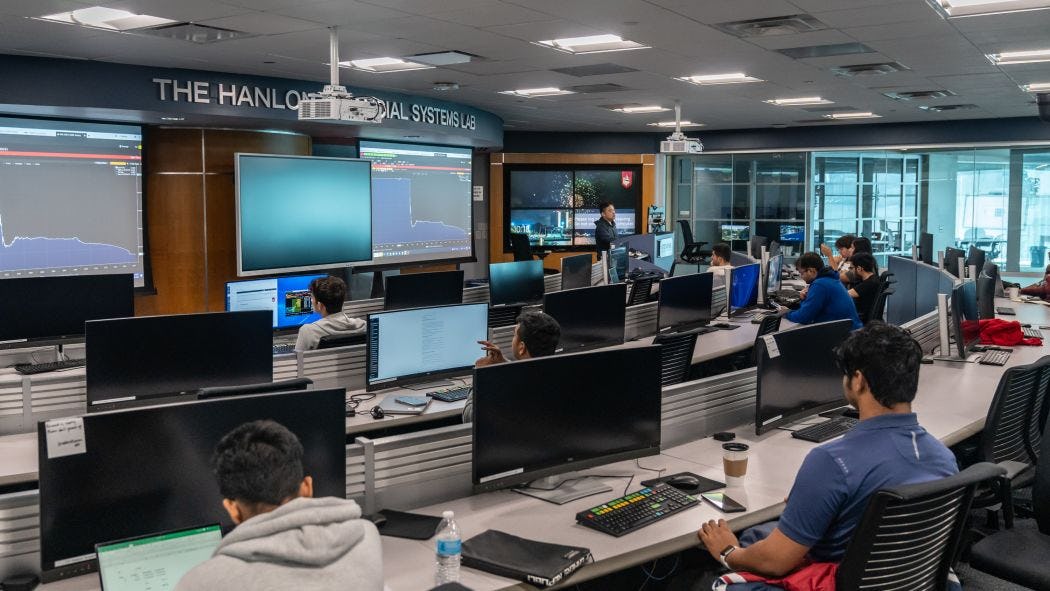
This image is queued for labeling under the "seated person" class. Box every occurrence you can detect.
[176,420,382,591]
[294,276,365,352]
[842,237,876,284]
[708,242,733,289]
[847,252,880,324]
[697,322,958,585]
[463,311,560,422]
[819,234,854,275]
[1019,264,1050,300]
[780,252,862,330]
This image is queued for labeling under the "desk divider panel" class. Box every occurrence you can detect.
[462,285,489,304]
[345,442,367,503]
[712,286,727,316]
[543,273,562,294]
[343,297,386,320]
[902,311,939,354]
[300,344,366,391]
[625,301,659,341]
[661,368,757,449]
[0,379,23,435]
[273,353,299,382]
[591,262,604,286]
[487,324,516,354]
[0,489,40,582]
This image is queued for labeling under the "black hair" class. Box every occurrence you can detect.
[835,321,922,408]
[517,311,560,357]
[309,275,346,313]
[834,235,855,250]
[851,237,873,255]
[796,251,825,272]
[212,420,305,506]
[712,243,731,262]
[598,201,614,214]
[851,252,876,274]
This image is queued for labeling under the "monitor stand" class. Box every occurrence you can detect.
[513,475,614,505]
[402,378,456,391]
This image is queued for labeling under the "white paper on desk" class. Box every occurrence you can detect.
[45,417,86,459]
[762,334,781,359]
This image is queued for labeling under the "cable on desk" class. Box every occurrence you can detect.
[635,458,666,475]
[622,474,635,497]
[519,474,633,492]
[345,393,376,414]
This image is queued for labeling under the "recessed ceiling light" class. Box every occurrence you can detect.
[1022,82,1050,92]
[341,57,434,73]
[676,73,763,86]
[932,0,1050,18]
[535,34,649,54]
[764,97,832,106]
[611,105,670,113]
[498,87,575,98]
[823,112,881,120]
[38,6,176,31]
[987,49,1050,65]
[647,121,705,127]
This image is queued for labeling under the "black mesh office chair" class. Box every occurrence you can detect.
[868,285,894,324]
[677,220,708,264]
[318,333,367,349]
[836,463,1004,591]
[653,331,699,386]
[509,233,534,262]
[627,277,654,306]
[970,415,1050,590]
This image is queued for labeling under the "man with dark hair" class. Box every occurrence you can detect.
[820,234,855,272]
[176,420,382,591]
[697,322,957,581]
[594,201,617,255]
[294,275,365,352]
[782,252,862,330]
[847,252,880,323]
[463,311,560,422]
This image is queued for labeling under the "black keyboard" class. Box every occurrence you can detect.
[14,359,86,375]
[792,416,858,443]
[576,483,699,537]
[979,349,1011,366]
[272,343,296,355]
[1022,326,1043,339]
[428,386,471,403]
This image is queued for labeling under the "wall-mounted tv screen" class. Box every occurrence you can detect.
[506,166,640,250]
[0,116,147,287]
[358,141,473,267]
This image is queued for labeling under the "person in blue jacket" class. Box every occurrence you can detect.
[780,251,862,330]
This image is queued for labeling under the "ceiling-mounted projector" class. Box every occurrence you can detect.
[299,84,386,123]
[659,103,703,154]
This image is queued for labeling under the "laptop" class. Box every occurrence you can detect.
[96,524,222,591]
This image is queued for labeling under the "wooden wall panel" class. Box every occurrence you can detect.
[204,174,236,312]
[145,128,202,173]
[203,130,311,174]
[136,174,205,315]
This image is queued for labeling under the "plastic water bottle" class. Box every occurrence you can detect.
[435,510,462,585]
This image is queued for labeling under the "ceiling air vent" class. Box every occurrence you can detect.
[830,62,910,77]
[136,22,254,43]
[883,89,957,100]
[568,83,629,93]
[715,14,826,37]
[778,43,874,59]
[802,105,855,113]
[551,63,639,77]
[919,104,978,112]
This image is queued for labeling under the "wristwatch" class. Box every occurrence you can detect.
[719,545,738,569]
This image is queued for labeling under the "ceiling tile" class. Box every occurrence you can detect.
[198,12,324,35]
[429,3,552,28]
[272,0,410,26]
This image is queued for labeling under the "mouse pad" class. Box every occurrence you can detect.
[641,472,724,495]
[376,509,443,539]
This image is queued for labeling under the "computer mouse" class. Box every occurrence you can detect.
[666,474,701,491]
[370,406,385,420]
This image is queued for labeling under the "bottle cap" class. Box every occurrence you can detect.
[443,510,454,519]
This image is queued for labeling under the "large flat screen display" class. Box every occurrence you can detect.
[359,141,473,266]
[236,154,372,276]
[0,117,146,286]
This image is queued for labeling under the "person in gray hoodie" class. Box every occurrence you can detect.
[175,420,383,591]
[294,275,366,352]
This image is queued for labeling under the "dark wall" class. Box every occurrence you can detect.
[504,116,1050,154]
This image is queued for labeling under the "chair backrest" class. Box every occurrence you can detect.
[509,233,533,262]
[677,219,695,245]
[870,285,894,323]
[880,270,896,285]
[318,332,367,349]
[1036,412,1050,534]
[979,355,1050,466]
[750,315,782,364]
[653,331,699,386]
[836,462,1005,591]
[628,277,654,306]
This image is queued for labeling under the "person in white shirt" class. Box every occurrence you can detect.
[708,242,733,287]
[294,276,365,352]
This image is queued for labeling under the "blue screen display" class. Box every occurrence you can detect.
[729,263,760,313]
[237,155,372,275]
[225,274,326,329]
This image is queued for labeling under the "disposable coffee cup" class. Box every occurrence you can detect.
[1007,286,1020,300]
[722,442,749,485]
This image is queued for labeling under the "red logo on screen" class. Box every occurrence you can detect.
[621,171,633,189]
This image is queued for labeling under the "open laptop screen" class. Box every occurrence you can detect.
[96,524,222,591]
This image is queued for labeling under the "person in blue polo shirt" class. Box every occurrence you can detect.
[779,251,862,330]
[696,321,958,583]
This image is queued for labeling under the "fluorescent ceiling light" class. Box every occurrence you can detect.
[987,49,1050,65]
[1022,82,1050,92]
[38,6,176,31]
[647,121,705,127]
[611,105,670,113]
[677,72,763,86]
[934,0,1050,17]
[536,34,649,54]
[499,87,575,98]
[824,112,881,120]
[341,57,434,73]
[764,97,832,106]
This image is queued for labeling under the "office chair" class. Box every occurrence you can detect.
[836,463,1004,591]
[677,220,709,264]
[318,333,367,349]
[627,277,655,306]
[509,233,535,262]
[969,414,1050,590]
[868,285,894,324]
[653,331,699,386]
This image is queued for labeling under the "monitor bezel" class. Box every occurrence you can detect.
[488,260,545,307]
[542,283,627,353]
[656,272,714,332]
[728,263,761,317]
[560,253,594,291]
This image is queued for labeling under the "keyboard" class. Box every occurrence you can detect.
[272,343,296,355]
[14,359,86,375]
[427,386,471,403]
[979,349,1011,366]
[576,483,699,537]
[792,416,858,443]
[996,306,1017,316]
[1022,326,1043,339]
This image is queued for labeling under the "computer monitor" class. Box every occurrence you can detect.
[728,263,761,317]
[224,273,327,331]
[472,346,661,497]
[755,319,855,435]
[608,246,628,283]
[383,270,464,310]
[561,253,593,290]
[720,223,749,241]
[38,389,346,583]
[85,311,274,411]
[196,377,312,400]
[0,274,134,349]
[779,224,805,243]
[729,251,754,267]
[749,235,768,260]
[977,269,997,320]
[96,524,222,591]
[966,246,986,276]
[943,246,966,278]
[365,303,488,391]
[919,232,935,265]
[657,272,714,333]
[886,256,918,325]
[488,260,544,306]
[654,232,676,272]
[951,281,980,359]
[543,284,627,352]
[765,254,784,295]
